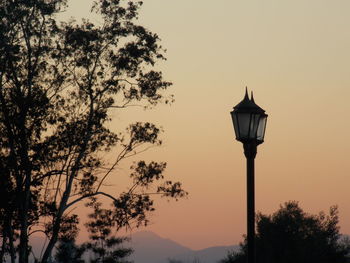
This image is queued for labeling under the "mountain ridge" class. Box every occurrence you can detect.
[128,231,238,263]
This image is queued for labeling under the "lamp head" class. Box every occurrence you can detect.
[230,88,268,144]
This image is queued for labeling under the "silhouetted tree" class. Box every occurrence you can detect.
[167,260,183,263]
[167,259,201,263]
[55,239,84,263]
[0,1,187,262]
[54,213,84,263]
[82,201,133,263]
[221,201,350,263]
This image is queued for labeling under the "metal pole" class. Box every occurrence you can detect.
[244,142,257,263]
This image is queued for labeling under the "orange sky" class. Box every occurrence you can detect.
[65,0,350,250]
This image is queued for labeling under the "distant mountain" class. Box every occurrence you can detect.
[5,231,238,263]
[128,231,239,263]
[128,231,193,263]
[171,245,239,263]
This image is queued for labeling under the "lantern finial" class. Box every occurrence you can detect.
[251,91,255,103]
[244,87,249,100]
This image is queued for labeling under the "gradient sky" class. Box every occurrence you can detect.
[65,0,350,250]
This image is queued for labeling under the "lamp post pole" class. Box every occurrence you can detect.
[244,142,257,263]
[230,88,267,263]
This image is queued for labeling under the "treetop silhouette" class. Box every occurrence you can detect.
[0,1,187,262]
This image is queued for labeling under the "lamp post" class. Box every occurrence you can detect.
[230,88,267,263]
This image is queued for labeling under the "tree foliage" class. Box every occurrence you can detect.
[221,201,350,263]
[0,0,187,262]
[82,201,133,263]
[55,239,85,263]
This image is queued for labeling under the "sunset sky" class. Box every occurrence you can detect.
[65,0,350,250]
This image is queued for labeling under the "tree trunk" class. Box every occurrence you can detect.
[18,163,32,263]
[8,222,16,263]
[18,193,29,263]
[42,166,84,262]
[42,98,95,263]
[41,217,61,263]
[0,231,6,263]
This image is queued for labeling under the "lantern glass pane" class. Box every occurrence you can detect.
[237,113,251,139]
[249,113,260,139]
[230,112,240,139]
[257,115,267,141]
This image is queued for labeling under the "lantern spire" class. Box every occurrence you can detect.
[244,86,249,100]
[251,91,255,103]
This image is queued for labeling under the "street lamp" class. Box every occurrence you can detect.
[230,88,267,263]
